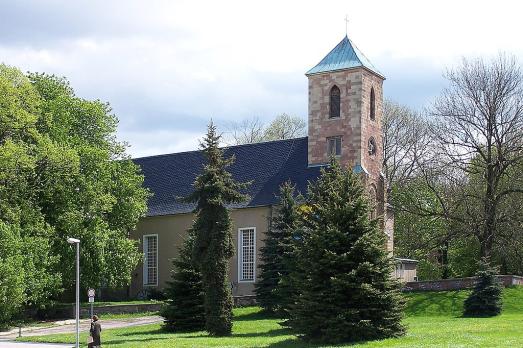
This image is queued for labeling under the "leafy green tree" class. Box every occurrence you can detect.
[28,73,149,294]
[463,259,503,317]
[288,160,405,343]
[391,180,458,280]
[0,65,61,324]
[263,113,306,141]
[0,63,148,326]
[162,234,205,332]
[255,181,300,315]
[186,122,248,336]
[0,223,24,328]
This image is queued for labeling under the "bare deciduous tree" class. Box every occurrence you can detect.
[382,100,432,192]
[225,114,306,145]
[225,116,265,145]
[430,54,523,258]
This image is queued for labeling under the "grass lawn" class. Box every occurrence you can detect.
[94,311,160,320]
[17,287,523,347]
[77,300,163,307]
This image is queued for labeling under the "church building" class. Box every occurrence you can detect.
[129,36,415,299]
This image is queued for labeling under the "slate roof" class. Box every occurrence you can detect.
[133,137,322,217]
[306,36,384,78]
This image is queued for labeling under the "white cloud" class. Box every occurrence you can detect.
[1,0,522,157]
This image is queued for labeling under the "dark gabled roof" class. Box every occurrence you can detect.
[133,137,322,217]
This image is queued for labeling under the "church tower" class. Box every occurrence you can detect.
[306,36,393,252]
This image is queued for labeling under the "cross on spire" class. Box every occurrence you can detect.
[345,15,349,36]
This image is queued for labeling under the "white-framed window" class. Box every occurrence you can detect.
[143,234,158,286]
[327,136,342,157]
[238,227,256,282]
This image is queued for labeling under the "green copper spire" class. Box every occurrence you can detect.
[306,36,383,78]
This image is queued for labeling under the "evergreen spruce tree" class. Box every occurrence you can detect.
[255,181,300,315]
[161,234,205,332]
[186,122,248,336]
[287,160,405,343]
[463,258,503,317]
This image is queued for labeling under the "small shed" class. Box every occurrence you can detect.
[395,258,418,282]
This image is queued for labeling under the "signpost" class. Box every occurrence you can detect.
[88,288,95,319]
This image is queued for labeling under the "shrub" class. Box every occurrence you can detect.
[161,235,205,332]
[287,160,405,343]
[255,182,300,316]
[463,258,503,317]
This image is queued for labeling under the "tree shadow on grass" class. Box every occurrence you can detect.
[232,328,290,338]
[405,290,466,317]
[105,337,167,345]
[234,310,277,321]
[266,338,359,348]
[117,328,167,336]
[182,328,290,339]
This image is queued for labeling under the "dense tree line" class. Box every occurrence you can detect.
[0,64,149,327]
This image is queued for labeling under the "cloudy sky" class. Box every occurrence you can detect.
[1,0,522,157]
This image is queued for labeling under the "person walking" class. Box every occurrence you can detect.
[89,315,102,348]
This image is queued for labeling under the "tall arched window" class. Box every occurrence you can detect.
[368,137,377,156]
[370,87,376,120]
[329,85,340,119]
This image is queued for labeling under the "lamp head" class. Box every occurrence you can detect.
[67,237,80,244]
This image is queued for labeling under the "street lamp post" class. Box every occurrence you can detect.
[67,237,80,348]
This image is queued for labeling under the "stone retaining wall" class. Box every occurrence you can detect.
[233,295,257,307]
[73,297,257,319]
[403,275,523,292]
[76,303,163,318]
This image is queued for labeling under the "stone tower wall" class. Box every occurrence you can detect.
[307,67,392,252]
[307,69,363,167]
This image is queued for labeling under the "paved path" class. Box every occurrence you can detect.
[0,342,72,347]
[0,316,162,341]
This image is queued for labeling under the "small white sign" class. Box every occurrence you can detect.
[87,288,95,298]
[88,297,94,303]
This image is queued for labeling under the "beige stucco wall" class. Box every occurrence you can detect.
[130,206,271,298]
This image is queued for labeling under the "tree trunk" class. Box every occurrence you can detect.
[482,157,496,258]
[440,241,450,279]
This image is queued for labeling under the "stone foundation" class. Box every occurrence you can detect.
[76,303,163,319]
[233,295,257,307]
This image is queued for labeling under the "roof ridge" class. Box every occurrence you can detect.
[132,136,308,161]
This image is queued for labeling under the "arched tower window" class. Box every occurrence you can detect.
[329,85,340,119]
[368,137,377,156]
[370,87,376,120]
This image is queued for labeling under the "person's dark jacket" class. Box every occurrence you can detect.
[90,320,102,346]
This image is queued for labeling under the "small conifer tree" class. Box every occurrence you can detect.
[161,234,204,332]
[287,160,405,343]
[463,258,503,317]
[186,122,248,336]
[255,181,300,315]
